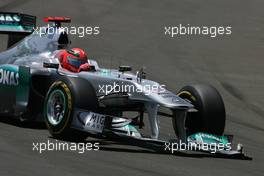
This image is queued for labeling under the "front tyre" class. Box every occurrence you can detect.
[44,80,88,141]
[176,84,226,136]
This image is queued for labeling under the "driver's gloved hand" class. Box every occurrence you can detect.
[78,63,91,72]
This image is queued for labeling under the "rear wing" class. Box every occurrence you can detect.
[0,12,36,48]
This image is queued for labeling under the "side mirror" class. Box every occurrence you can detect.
[43,62,59,69]
[119,66,132,72]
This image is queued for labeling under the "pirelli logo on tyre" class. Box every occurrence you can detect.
[61,82,72,111]
[177,91,197,102]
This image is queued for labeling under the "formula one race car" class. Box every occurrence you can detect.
[0,12,250,159]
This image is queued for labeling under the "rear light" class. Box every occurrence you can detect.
[43,17,71,23]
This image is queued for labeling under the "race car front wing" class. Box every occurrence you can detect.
[70,109,252,160]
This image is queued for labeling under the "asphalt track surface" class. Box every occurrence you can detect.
[0,0,264,176]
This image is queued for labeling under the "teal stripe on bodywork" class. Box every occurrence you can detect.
[16,66,31,114]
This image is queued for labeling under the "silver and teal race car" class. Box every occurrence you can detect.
[0,12,250,159]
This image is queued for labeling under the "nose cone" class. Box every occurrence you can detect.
[146,90,194,109]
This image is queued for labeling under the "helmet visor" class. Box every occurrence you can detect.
[67,56,86,68]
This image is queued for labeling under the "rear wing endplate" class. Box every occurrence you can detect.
[0,12,36,33]
[0,12,36,48]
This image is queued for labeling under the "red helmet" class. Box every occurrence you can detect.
[58,48,89,72]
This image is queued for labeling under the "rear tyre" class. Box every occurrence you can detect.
[44,77,98,142]
[176,84,226,136]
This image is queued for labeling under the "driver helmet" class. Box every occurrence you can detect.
[58,48,88,72]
